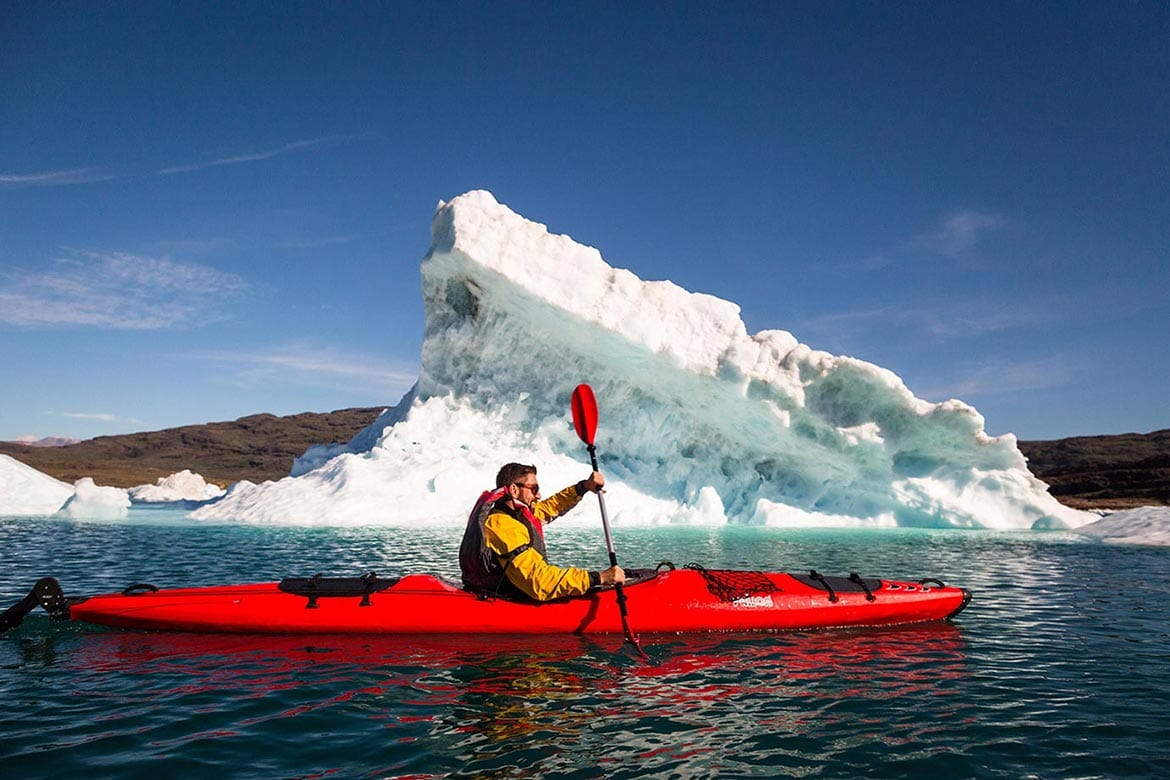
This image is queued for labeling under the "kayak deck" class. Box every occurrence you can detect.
[63,568,971,635]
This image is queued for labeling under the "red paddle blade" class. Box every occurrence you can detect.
[571,383,598,445]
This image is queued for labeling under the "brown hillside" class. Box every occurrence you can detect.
[1017,430,1170,509]
[0,407,386,488]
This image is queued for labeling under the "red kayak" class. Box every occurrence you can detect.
[6,565,970,635]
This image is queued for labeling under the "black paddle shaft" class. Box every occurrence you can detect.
[573,384,644,657]
[586,444,636,636]
[586,444,619,567]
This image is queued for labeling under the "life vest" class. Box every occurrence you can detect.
[459,487,549,595]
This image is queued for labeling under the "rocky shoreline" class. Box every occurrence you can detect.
[2,410,1167,510]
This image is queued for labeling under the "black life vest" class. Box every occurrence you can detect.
[459,486,549,595]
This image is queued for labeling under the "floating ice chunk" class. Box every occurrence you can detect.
[129,470,226,502]
[55,477,130,520]
[0,454,73,516]
[1074,507,1170,546]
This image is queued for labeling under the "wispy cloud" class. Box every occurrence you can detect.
[0,167,117,187]
[921,354,1080,400]
[38,410,146,426]
[159,133,376,175]
[275,234,362,249]
[61,412,117,422]
[911,209,1006,258]
[840,209,1008,273]
[59,411,146,423]
[141,236,238,256]
[0,249,247,329]
[201,344,417,394]
[800,298,1047,344]
[800,305,899,331]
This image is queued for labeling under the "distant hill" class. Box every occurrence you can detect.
[1,410,1166,509]
[1016,430,1170,509]
[0,407,386,489]
[8,436,82,448]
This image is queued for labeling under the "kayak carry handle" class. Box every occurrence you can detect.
[122,583,160,596]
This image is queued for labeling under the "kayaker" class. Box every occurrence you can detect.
[459,462,626,601]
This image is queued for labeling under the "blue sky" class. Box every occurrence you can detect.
[2,2,1167,443]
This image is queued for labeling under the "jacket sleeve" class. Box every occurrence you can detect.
[483,511,593,601]
[531,483,584,525]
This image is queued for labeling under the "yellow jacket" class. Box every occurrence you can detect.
[483,484,594,601]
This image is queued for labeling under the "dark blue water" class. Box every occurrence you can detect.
[3,513,1169,778]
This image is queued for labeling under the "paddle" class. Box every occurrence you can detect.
[571,383,646,658]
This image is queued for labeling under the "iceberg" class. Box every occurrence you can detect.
[0,453,74,516]
[128,470,226,503]
[0,456,132,519]
[1075,507,1170,546]
[54,477,130,520]
[193,190,1093,530]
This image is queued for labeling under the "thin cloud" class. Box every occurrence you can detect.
[801,305,898,330]
[856,253,894,271]
[841,209,1008,272]
[275,234,362,249]
[0,249,247,329]
[142,236,237,256]
[44,411,145,425]
[59,412,116,422]
[801,298,1046,343]
[159,133,376,175]
[0,168,117,187]
[202,345,418,392]
[922,354,1079,400]
[911,210,1006,258]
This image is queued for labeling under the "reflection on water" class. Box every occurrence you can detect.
[5,623,968,777]
[4,518,1170,778]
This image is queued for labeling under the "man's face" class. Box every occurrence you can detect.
[511,477,540,503]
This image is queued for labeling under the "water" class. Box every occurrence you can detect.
[3,511,1169,778]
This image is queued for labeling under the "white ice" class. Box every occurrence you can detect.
[193,191,1098,532]
[54,477,130,520]
[128,470,225,503]
[0,456,222,518]
[0,454,74,515]
[1073,507,1170,546]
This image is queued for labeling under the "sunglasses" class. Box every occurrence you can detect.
[513,482,540,494]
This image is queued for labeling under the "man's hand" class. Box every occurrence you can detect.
[582,471,605,493]
[598,565,625,586]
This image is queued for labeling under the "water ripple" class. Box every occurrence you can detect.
[3,519,1170,777]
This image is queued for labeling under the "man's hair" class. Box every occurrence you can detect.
[496,462,537,488]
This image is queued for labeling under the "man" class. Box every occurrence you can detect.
[460,462,626,601]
